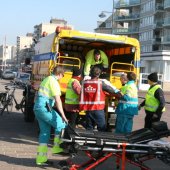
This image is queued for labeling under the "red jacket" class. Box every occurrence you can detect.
[79,79,106,111]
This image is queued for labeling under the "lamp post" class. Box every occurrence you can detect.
[98,0,114,34]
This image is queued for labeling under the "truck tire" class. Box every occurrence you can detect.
[24,105,35,122]
[23,85,35,122]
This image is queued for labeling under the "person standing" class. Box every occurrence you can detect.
[120,73,128,94]
[64,67,82,128]
[80,66,121,131]
[84,49,108,80]
[115,72,138,134]
[34,66,68,166]
[139,72,165,128]
[114,73,128,107]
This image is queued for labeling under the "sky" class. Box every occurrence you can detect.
[0,0,114,46]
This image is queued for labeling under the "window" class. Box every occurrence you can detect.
[165,61,170,81]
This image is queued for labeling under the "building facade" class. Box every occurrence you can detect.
[0,45,16,70]
[95,0,170,91]
[33,18,73,41]
[16,34,33,65]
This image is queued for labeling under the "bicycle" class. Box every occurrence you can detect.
[0,82,26,115]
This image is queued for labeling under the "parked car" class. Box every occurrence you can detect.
[2,70,15,80]
[14,72,31,86]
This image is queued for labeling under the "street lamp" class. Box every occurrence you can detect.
[98,0,114,34]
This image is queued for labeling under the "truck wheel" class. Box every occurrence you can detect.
[24,106,35,122]
[23,86,35,122]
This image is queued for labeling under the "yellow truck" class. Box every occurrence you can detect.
[26,27,140,128]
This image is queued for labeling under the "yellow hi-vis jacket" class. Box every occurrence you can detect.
[84,49,108,76]
[144,84,165,112]
[65,78,79,105]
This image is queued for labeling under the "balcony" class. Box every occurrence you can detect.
[115,0,140,9]
[154,3,164,13]
[161,36,170,44]
[152,37,162,44]
[153,21,163,29]
[163,17,170,28]
[112,27,139,34]
[114,13,140,21]
[164,0,170,10]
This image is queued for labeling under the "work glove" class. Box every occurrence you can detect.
[84,75,91,80]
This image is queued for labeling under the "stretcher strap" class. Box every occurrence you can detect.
[122,143,127,170]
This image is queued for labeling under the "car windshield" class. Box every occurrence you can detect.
[5,71,13,74]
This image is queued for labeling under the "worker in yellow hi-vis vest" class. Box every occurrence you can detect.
[33,66,68,166]
[139,72,166,129]
[84,49,108,80]
[64,67,82,128]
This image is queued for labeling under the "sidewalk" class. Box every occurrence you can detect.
[0,79,170,169]
[0,110,69,170]
[0,80,68,170]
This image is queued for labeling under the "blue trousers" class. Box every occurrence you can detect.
[115,114,133,134]
[86,110,106,131]
[34,108,66,143]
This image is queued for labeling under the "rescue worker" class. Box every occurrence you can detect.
[120,73,128,93]
[139,72,165,128]
[34,66,68,166]
[84,49,108,80]
[64,67,82,128]
[80,66,121,131]
[114,73,128,107]
[115,72,138,134]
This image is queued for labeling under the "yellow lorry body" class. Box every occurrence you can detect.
[32,28,140,128]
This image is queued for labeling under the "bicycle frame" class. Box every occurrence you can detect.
[0,83,26,115]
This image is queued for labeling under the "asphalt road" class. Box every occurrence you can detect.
[0,79,170,170]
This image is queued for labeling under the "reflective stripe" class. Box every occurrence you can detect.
[80,101,105,104]
[53,143,60,147]
[39,86,50,93]
[38,92,54,100]
[37,152,47,156]
[145,104,158,110]
[119,100,138,105]
[65,98,78,102]
[38,86,52,99]
[36,144,48,164]
[39,86,50,96]
[39,143,47,146]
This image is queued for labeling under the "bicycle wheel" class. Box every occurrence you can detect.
[20,98,26,113]
[0,93,6,107]
[0,93,7,115]
[7,95,14,113]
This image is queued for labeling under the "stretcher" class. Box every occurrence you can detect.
[59,121,170,170]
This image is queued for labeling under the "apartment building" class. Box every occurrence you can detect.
[0,45,16,69]
[95,0,170,90]
[34,18,73,41]
[16,34,33,65]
